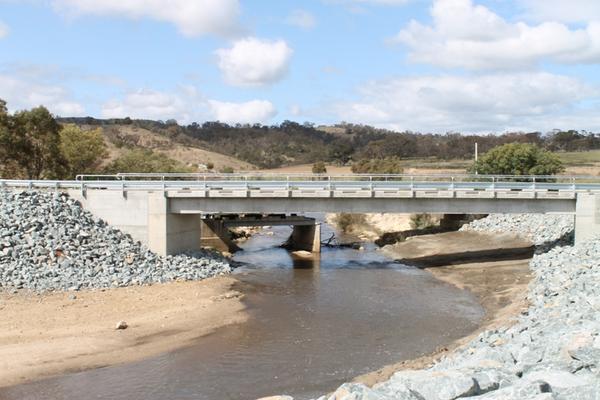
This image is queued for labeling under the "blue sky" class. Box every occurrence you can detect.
[1,0,600,133]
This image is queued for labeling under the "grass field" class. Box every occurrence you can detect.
[263,151,600,177]
[557,150,600,166]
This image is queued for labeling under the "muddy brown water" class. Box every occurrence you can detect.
[0,219,484,400]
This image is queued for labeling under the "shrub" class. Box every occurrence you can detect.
[333,213,367,233]
[312,161,327,174]
[104,149,194,173]
[351,157,403,174]
[219,166,234,174]
[409,213,436,230]
[469,143,564,176]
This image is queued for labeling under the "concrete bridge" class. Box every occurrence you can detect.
[1,173,599,255]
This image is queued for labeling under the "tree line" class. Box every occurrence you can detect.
[0,99,586,179]
[60,117,600,169]
[0,100,192,179]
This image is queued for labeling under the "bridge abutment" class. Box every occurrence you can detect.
[148,194,202,256]
[575,193,600,246]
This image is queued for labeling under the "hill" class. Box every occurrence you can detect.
[59,118,600,172]
[60,119,257,172]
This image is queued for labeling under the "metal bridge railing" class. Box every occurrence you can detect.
[2,173,599,200]
[73,172,599,184]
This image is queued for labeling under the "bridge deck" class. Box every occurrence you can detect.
[2,174,598,253]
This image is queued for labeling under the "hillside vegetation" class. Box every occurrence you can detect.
[2,99,598,178]
[61,118,600,170]
[0,100,255,179]
[75,122,256,172]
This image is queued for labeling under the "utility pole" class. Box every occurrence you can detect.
[475,142,479,175]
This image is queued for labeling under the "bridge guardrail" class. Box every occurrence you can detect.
[2,173,600,200]
[75,172,598,184]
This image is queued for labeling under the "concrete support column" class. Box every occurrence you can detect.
[147,194,202,256]
[290,224,321,253]
[575,193,600,246]
[200,219,240,253]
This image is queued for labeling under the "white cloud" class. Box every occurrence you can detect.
[52,0,240,37]
[326,0,410,5]
[102,88,194,122]
[215,37,293,87]
[336,72,599,133]
[289,104,303,117]
[208,100,277,124]
[0,21,8,39]
[394,0,600,70]
[0,73,85,116]
[286,9,316,30]
[102,88,277,124]
[352,0,409,4]
[520,0,600,24]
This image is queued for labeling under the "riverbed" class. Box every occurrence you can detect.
[0,219,486,400]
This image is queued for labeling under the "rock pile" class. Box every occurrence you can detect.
[308,214,600,400]
[460,213,574,252]
[0,190,232,292]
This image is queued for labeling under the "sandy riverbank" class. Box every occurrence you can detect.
[0,276,247,388]
[353,242,532,387]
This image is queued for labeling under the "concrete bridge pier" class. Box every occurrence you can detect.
[575,193,600,246]
[288,224,322,253]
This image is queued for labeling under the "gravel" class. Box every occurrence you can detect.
[0,190,232,293]
[460,213,575,252]
[306,214,600,400]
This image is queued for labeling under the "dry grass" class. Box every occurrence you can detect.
[81,124,257,172]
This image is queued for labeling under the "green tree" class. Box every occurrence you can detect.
[104,149,194,173]
[312,161,327,174]
[351,157,404,174]
[59,124,108,178]
[0,100,18,178]
[1,105,65,179]
[470,143,564,176]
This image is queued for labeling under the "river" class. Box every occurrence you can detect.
[0,217,484,400]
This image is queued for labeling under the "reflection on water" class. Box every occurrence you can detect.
[0,217,485,400]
